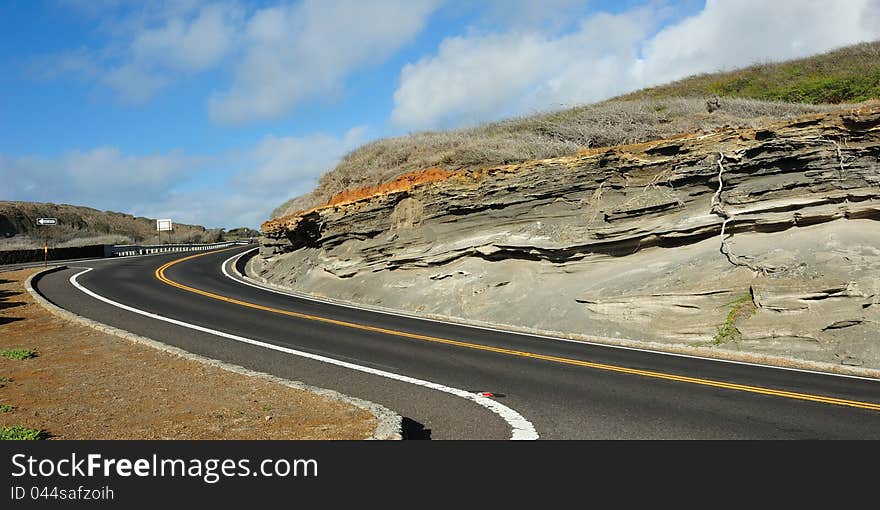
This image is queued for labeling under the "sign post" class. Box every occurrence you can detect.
[156,219,173,245]
[36,218,57,267]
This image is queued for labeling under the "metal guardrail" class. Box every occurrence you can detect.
[108,240,253,257]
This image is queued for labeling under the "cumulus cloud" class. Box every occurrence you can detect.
[129,3,239,72]
[103,3,241,103]
[43,2,241,104]
[392,0,880,129]
[0,126,367,228]
[393,32,560,128]
[145,127,367,227]
[0,148,192,212]
[50,1,437,117]
[209,0,438,124]
[127,189,272,230]
[635,0,880,84]
[393,9,654,128]
[239,126,366,192]
[103,64,171,104]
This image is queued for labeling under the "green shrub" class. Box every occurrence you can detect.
[618,41,880,105]
[0,425,46,440]
[0,349,36,360]
[713,292,757,345]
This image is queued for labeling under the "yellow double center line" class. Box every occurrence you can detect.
[156,248,880,412]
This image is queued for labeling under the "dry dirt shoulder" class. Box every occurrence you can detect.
[0,268,377,440]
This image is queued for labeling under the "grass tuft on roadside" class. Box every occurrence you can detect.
[0,404,13,413]
[713,290,757,345]
[0,425,46,440]
[0,349,37,360]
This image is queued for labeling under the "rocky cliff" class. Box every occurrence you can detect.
[257,105,880,370]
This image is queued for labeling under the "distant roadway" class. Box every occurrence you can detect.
[32,246,880,439]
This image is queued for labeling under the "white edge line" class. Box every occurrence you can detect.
[69,267,538,440]
[223,248,880,383]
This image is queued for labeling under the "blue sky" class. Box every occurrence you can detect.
[2,0,879,228]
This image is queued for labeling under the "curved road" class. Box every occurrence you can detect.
[34,246,880,439]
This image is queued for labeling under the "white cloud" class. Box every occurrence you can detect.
[240,126,366,192]
[393,32,559,128]
[103,64,171,104]
[0,127,366,228]
[130,4,238,72]
[102,3,241,103]
[142,127,367,227]
[129,190,272,230]
[636,0,880,85]
[209,0,438,124]
[0,148,192,212]
[50,1,437,117]
[392,9,654,128]
[46,2,241,104]
[392,0,880,130]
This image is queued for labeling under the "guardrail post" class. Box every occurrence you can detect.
[100,241,239,259]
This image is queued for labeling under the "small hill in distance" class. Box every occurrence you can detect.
[0,201,221,250]
[225,227,261,239]
[272,40,880,219]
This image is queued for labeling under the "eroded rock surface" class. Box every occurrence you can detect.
[257,106,880,369]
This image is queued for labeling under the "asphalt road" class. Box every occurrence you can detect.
[33,246,880,439]
[1,257,106,273]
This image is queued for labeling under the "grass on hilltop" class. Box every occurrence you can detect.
[273,98,836,217]
[271,41,880,219]
[615,41,880,104]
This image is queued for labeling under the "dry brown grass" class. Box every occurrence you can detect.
[0,269,376,439]
[272,98,838,217]
[271,41,880,220]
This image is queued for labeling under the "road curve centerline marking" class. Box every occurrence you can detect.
[156,248,880,413]
[223,249,880,384]
[68,265,538,440]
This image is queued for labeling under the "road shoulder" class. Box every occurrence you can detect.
[0,267,400,439]
[239,251,880,381]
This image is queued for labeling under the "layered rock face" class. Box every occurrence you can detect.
[258,106,880,369]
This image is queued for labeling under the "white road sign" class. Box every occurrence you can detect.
[36,218,57,226]
[156,219,173,232]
